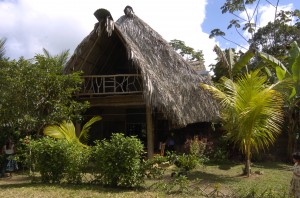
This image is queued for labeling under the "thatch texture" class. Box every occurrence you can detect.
[65,7,219,128]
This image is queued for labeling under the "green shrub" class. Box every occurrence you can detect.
[173,136,208,173]
[23,137,90,183]
[207,136,230,162]
[64,143,91,184]
[93,133,144,187]
[142,155,168,179]
[184,136,206,157]
[174,154,199,172]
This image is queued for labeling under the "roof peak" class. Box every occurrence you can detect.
[124,5,134,18]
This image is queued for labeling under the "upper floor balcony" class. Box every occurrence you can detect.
[75,74,143,98]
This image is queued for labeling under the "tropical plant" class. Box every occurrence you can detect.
[42,48,70,66]
[212,45,255,80]
[202,70,284,176]
[211,44,290,83]
[262,41,300,158]
[249,20,300,64]
[93,133,145,187]
[0,38,6,60]
[43,116,101,147]
[24,137,91,183]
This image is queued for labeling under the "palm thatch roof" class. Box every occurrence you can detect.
[65,6,219,128]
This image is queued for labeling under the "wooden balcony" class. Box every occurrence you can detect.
[75,74,143,98]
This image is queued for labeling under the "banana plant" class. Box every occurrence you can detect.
[260,41,300,157]
[213,45,290,80]
[43,116,102,147]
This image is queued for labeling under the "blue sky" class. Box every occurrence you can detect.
[203,0,299,51]
[0,0,299,68]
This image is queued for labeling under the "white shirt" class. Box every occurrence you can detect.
[3,144,14,155]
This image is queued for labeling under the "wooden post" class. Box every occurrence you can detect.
[146,105,154,159]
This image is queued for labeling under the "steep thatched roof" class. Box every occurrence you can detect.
[65,6,219,128]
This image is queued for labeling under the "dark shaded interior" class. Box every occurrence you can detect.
[83,30,138,76]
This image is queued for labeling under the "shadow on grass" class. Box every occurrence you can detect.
[218,163,234,170]
[251,161,291,172]
[0,177,148,194]
[188,170,240,184]
[205,161,241,170]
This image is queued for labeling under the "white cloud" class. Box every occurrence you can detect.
[258,4,293,27]
[0,0,218,67]
[238,3,294,45]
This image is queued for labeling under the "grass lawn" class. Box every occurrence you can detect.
[0,161,292,198]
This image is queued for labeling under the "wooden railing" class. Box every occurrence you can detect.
[76,74,143,97]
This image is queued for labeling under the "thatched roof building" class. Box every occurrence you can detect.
[65,6,219,128]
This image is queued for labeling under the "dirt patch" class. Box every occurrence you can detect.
[0,174,31,185]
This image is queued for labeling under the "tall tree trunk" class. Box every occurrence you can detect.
[245,142,251,177]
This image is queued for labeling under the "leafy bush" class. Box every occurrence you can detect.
[174,154,199,172]
[22,137,90,183]
[207,136,230,162]
[64,143,91,184]
[184,136,206,157]
[93,133,145,187]
[142,155,168,179]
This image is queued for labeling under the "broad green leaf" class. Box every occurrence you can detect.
[275,66,286,81]
[232,48,256,74]
[289,41,300,69]
[289,87,296,99]
[263,67,272,77]
[291,47,300,83]
[258,52,290,75]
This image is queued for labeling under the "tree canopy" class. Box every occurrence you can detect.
[0,55,89,135]
[169,39,204,62]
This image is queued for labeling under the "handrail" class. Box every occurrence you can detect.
[76,74,143,97]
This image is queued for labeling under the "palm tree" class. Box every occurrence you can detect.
[0,38,7,60]
[42,48,70,66]
[43,116,102,147]
[202,70,284,177]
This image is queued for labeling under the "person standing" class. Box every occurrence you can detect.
[166,133,175,152]
[2,139,18,177]
[290,152,300,198]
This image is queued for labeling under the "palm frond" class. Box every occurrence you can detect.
[59,121,76,141]
[213,45,230,68]
[206,70,284,155]
[43,121,76,143]
[0,38,7,60]
[42,48,51,58]
[56,49,70,66]
[43,125,66,139]
[79,116,102,144]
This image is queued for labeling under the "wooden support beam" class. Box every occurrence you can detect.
[146,105,154,159]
